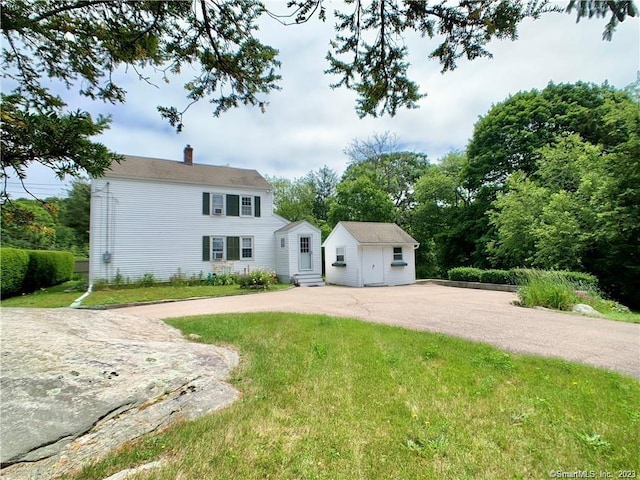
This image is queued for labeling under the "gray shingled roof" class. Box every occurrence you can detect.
[340,221,418,244]
[102,155,273,190]
[275,220,305,233]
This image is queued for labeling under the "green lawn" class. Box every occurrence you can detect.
[0,282,290,308]
[71,312,640,480]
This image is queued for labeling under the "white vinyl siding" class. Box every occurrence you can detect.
[90,177,286,283]
[323,224,361,287]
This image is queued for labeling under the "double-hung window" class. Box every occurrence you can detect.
[211,194,224,215]
[203,235,253,261]
[241,196,253,216]
[211,237,224,260]
[241,237,253,259]
[391,246,407,267]
[332,246,346,267]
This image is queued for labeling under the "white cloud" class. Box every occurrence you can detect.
[6,4,639,198]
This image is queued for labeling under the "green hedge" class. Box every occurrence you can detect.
[479,269,515,285]
[1,248,30,297]
[23,250,75,291]
[448,267,483,282]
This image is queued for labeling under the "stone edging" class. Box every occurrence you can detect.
[417,279,518,293]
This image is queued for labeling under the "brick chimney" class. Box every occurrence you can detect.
[183,144,193,165]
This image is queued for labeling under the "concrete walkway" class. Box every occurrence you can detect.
[119,283,640,380]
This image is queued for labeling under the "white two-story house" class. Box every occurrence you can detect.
[89,145,323,285]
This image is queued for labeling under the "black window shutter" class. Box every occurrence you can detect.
[254,196,261,217]
[227,236,240,260]
[226,194,239,216]
[202,192,210,215]
[202,236,210,261]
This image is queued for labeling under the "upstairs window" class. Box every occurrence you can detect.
[211,194,224,215]
[241,196,253,216]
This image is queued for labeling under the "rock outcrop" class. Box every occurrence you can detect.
[0,308,239,479]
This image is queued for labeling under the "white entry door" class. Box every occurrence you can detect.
[299,235,312,270]
[362,247,384,285]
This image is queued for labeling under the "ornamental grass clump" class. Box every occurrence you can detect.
[517,269,579,311]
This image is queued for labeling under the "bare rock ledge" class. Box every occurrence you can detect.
[0,308,240,480]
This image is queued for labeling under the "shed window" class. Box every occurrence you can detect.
[391,246,408,267]
[280,237,286,248]
[332,246,346,267]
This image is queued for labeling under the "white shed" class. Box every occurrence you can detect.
[275,220,324,286]
[323,221,419,287]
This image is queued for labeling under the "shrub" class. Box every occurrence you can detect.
[1,248,30,297]
[136,273,156,287]
[511,268,598,290]
[555,271,598,290]
[238,269,277,289]
[448,267,483,282]
[207,272,237,286]
[480,269,516,285]
[23,250,74,291]
[517,270,579,311]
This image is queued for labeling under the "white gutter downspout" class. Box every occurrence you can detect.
[70,283,93,308]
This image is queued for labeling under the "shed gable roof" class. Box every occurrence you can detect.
[340,221,418,245]
[102,155,272,190]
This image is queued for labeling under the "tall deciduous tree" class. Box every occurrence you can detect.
[328,176,396,225]
[58,178,92,248]
[307,165,338,222]
[343,132,429,221]
[461,81,639,267]
[266,175,316,223]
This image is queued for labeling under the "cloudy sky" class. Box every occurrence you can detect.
[6,1,639,199]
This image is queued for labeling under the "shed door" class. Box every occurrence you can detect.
[362,247,384,285]
[299,235,312,270]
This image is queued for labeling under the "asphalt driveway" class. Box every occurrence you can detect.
[119,283,640,380]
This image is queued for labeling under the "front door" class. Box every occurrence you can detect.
[362,247,384,285]
[299,235,312,271]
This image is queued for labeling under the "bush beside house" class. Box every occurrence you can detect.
[1,248,30,296]
[1,248,75,297]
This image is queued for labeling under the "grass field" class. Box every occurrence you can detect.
[70,312,640,480]
[0,282,290,308]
